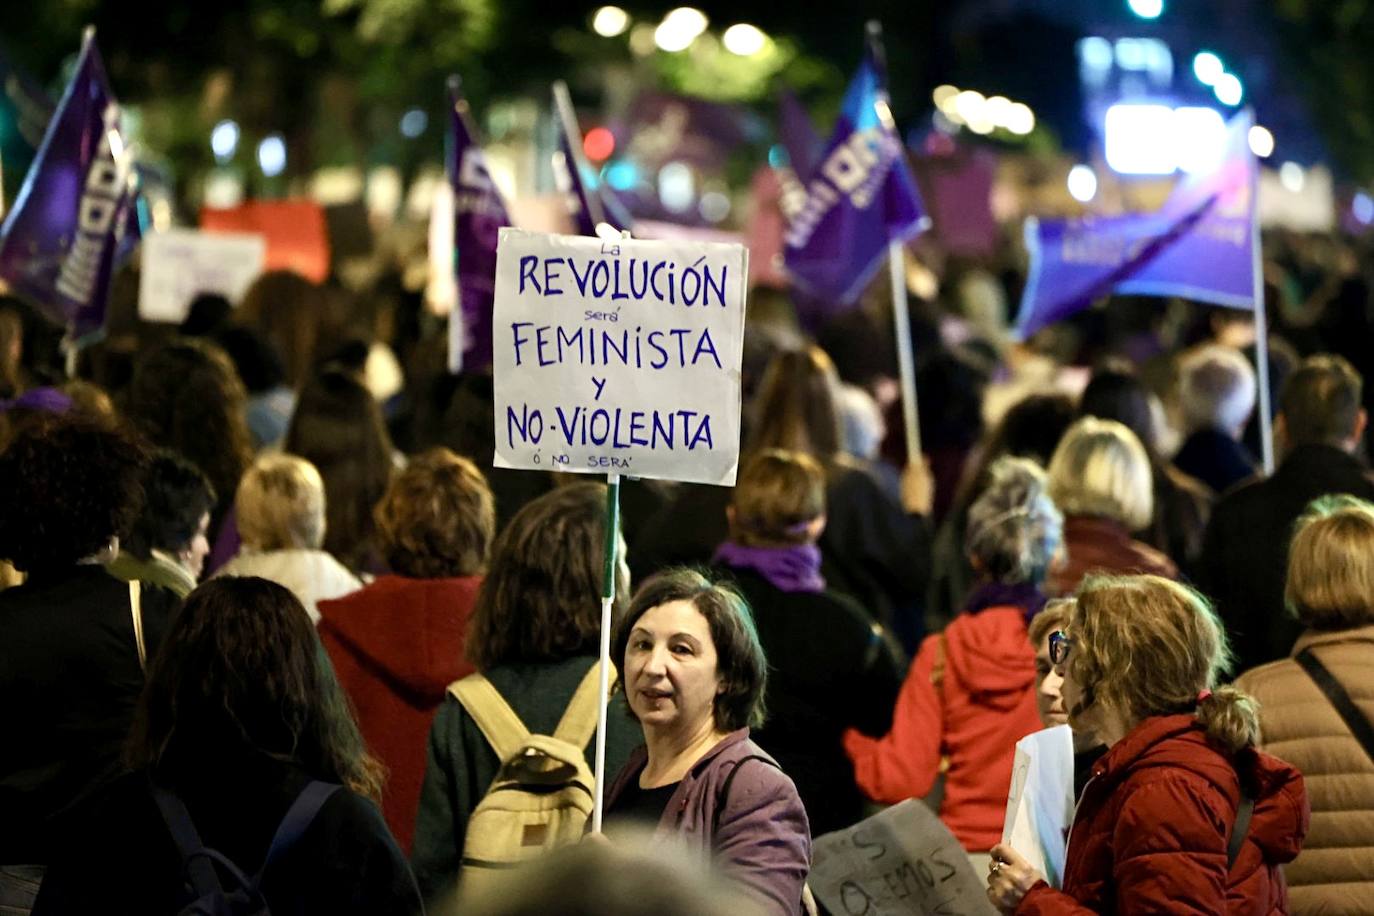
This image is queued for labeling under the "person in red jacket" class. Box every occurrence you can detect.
[845,456,1063,853]
[987,574,1310,915]
[318,448,495,852]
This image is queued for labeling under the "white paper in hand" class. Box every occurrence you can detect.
[1000,724,1075,888]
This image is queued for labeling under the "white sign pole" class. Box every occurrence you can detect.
[591,470,621,833]
[1249,133,1275,475]
[888,239,922,460]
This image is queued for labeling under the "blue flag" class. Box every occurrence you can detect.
[448,77,512,372]
[552,82,631,239]
[783,35,928,307]
[1016,110,1257,339]
[0,31,138,336]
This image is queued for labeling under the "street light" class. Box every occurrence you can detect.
[592,6,630,37]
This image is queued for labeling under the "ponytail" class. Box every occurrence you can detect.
[1195,685,1260,753]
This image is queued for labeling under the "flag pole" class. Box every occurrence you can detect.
[867,20,923,460]
[1247,109,1274,475]
[552,80,608,230]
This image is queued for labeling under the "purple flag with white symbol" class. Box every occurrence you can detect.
[0,31,138,337]
[783,38,928,307]
[448,77,512,372]
[552,82,631,239]
[1016,111,1257,339]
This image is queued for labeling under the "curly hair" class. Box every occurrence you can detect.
[0,416,147,571]
[124,338,252,522]
[466,483,624,670]
[374,448,494,579]
[126,576,384,800]
[965,455,1063,586]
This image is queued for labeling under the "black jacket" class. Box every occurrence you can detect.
[0,565,178,864]
[1196,444,1374,670]
[720,565,904,836]
[33,754,421,914]
[1174,427,1259,496]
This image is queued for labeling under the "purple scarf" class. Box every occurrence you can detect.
[713,541,826,594]
[0,387,72,414]
[964,580,1048,626]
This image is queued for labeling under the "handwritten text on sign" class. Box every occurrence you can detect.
[492,228,747,486]
[811,800,996,916]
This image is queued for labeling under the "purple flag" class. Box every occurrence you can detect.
[777,88,822,185]
[552,81,631,239]
[0,31,137,337]
[783,35,928,308]
[448,77,512,372]
[1016,111,1257,339]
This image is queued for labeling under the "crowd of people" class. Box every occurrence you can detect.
[5,224,1374,915]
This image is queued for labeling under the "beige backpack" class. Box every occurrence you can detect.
[448,664,602,894]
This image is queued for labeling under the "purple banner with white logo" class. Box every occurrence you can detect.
[0,32,137,336]
[448,78,512,372]
[783,42,928,308]
[553,84,631,239]
[1016,111,1257,339]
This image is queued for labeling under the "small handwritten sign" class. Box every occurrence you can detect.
[138,228,266,323]
[1001,725,1074,888]
[811,800,996,916]
[491,227,748,486]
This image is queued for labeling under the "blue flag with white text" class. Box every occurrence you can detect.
[0,32,138,336]
[783,39,928,307]
[1016,111,1258,339]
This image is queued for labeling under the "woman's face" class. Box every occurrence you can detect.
[624,599,721,736]
[180,512,212,581]
[1035,633,1068,728]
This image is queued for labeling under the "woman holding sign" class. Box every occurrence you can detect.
[603,570,811,916]
[986,575,1309,914]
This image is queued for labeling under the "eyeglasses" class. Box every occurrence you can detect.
[1049,630,1072,666]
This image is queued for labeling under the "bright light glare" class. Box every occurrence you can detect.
[257,135,286,178]
[932,85,958,108]
[592,6,630,37]
[699,190,731,222]
[211,119,239,161]
[1354,191,1374,225]
[1279,161,1305,193]
[1079,37,1113,72]
[1104,104,1177,175]
[986,96,1012,127]
[1068,164,1098,203]
[1128,0,1164,19]
[722,23,767,56]
[655,7,708,52]
[399,109,428,138]
[1005,103,1035,135]
[658,161,695,213]
[1192,52,1223,86]
[1214,73,1243,106]
[1248,125,1274,158]
[953,90,988,131]
[1173,107,1227,174]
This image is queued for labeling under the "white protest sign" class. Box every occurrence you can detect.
[492,227,748,485]
[1000,724,1075,888]
[811,800,996,916]
[137,228,266,323]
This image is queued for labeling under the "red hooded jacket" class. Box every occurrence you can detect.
[317,575,480,852]
[844,606,1042,850]
[1017,714,1309,916]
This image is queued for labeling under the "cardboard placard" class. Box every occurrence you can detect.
[491,227,747,486]
[137,228,266,323]
[811,800,996,916]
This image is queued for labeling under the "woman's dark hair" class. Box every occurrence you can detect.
[949,392,1076,524]
[284,369,394,572]
[123,449,216,560]
[0,416,147,571]
[747,346,843,464]
[466,483,624,669]
[126,576,383,799]
[1078,363,1158,455]
[123,338,252,524]
[614,569,767,731]
[236,270,336,390]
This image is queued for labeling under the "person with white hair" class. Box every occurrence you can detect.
[1172,344,1259,494]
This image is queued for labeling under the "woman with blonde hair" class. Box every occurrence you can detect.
[987,575,1309,914]
[217,453,362,621]
[1045,417,1176,596]
[1237,495,1374,912]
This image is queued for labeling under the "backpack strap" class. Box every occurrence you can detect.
[552,663,606,750]
[129,579,146,673]
[1227,795,1255,869]
[150,783,224,899]
[1296,647,1374,764]
[449,674,531,762]
[711,754,780,836]
[255,781,341,878]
